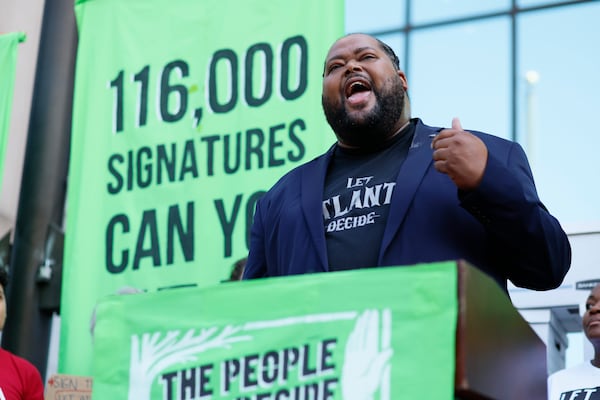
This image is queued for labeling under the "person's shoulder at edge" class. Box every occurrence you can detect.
[548,361,590,379]
[0,347,44,383]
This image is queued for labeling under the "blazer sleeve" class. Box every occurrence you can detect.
[459,140,571,290]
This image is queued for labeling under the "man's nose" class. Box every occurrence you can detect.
[344,60,363,74]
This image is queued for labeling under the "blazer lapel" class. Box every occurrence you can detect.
[300,147,334,271]
[379,120,440,258]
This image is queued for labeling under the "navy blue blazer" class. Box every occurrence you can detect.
[243,119,571,291]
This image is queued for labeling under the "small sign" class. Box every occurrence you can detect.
[45,374,92,400]
[576,279,600,291]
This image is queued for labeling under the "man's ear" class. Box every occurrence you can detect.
[397,70,408,91]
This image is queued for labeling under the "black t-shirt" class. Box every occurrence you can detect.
[323,121,415,271]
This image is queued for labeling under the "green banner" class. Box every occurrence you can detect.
[61,0,344,374]
[92,262,458,399]
[0,32,25,195]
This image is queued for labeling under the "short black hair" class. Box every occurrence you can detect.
[0,267,8,290]
[375,38,400,70]
[323,33,402,77]
[229,257,247,281]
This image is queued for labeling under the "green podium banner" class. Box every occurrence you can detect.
[0,32,25,194]
[61,0,344,374]
[92,262,458,399]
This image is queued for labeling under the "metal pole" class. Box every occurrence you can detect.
[2,0,76,377]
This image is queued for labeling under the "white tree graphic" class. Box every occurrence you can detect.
[128,325,251,400]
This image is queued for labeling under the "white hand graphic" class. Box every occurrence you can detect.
[341,309,393,400]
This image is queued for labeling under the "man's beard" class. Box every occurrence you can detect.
[322,75,405,148]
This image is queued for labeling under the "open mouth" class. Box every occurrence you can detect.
[587,319,600,331]
[345,78,372,103]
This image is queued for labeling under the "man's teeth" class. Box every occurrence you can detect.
[349,82,368,95]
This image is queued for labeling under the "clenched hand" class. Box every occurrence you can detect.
[432,117,488,190]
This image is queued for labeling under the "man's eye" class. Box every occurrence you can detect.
[586,303,594,310]
[328,64,341,73]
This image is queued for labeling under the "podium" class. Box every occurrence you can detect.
[455,260,547,399]
[89,261,547,399]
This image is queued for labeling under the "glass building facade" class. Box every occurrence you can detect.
[345,0,600,231]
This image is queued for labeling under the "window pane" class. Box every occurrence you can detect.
[345,0,406,33]
[517,2,600,227]
[518,0,574,8]
[409,18,511,139]
[411,0,510,25]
